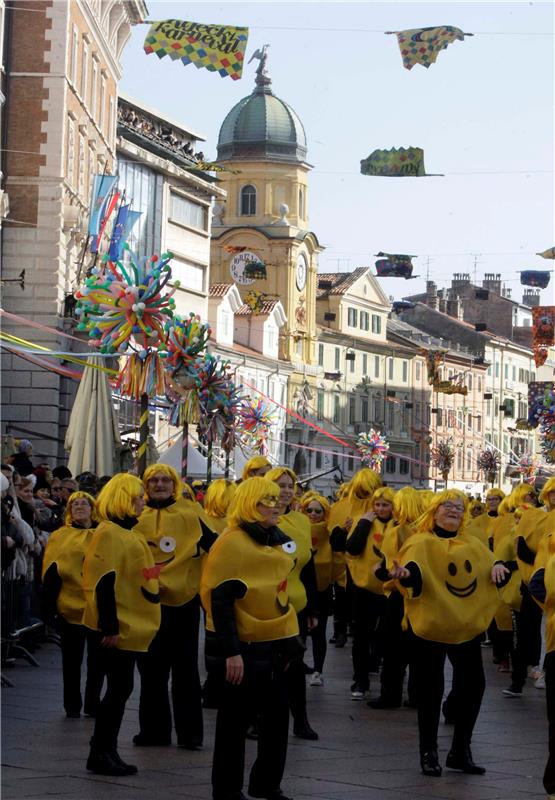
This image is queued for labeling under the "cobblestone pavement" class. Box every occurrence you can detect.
[1,633,549,800]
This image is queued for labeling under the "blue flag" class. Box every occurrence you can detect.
[107,204,142,261]
[88,175,118,237]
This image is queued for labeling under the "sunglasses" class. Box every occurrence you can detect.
[259,495,279,507]
[440,502,465,513]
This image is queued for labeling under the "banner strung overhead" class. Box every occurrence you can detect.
[520,270,551,289]
[532,306,555,367]
[389,26,470,70]
[374,252,416,278]
[537,247,555,260]
[528,382,555,428]
[143,20,249,80]
[361,147,441,177]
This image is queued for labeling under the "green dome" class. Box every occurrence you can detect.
[217,76,307,164]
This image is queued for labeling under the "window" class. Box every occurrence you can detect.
[362,354,368,374]
[78,133,85,196]
[70,25,79,84]
[467,414,472,430]
[467,373,473,391]
[360,311,369,331]
[415,362,421,382]
[512,366,516,381]
[504,364,509,380]
[91,58,98,116]
[477,376,482,392]
[387,403,395,429]
[495,363,499,378]
[81,41,89,100]
[318,343,324,366]
[317,389,324,420]
[374,356,380,377]
[66,118,75,187]
[170,192,207,231]
[400,459,409,475]
[371,314,381,334]
[416,402,422,424]
[388,358,394,381]
[466,450,472,470]
[240,184,256,215]
[349,355,355,373]
[457,449,463,470]
[349,397,356,424]
[374,397,383,422]
[347,307,358,327]
[361,398,368,422]
[437,407,443,427]
[494,398,499,417]
[108,96,115,145]
[316,451,322,469]
[402,360,408,383]
[99,74,106,131]
[476,415,482,432]
[402,404,409,432]
[347,456,355,472]
[334,347,340,371]
[170,255,206,293]
[333,395,340,423]
[298,186,305,220]
[385,456,396,474]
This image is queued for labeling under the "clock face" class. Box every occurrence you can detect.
[296,253,308,291]
[229,251,258,285]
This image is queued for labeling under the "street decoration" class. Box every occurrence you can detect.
[537,247,555,260]
[387,26,470,70]
[476,448,501,484]
[243,260,267,280]
[192,161,242,173]
[238,397,276,455]
[374,252,416,279]
[431,438,456,482]
[515,453,539,484]
[243,290,277,314]
[520,270,551,289]
[532,306,555,367]
[356,430,389,472]
[361,147,429,177]
[425,350,444,385]
[88,175,118,253]
[527,382,555,427]
[108,205,142,262]
[143,19,249,81]
[435,380,468,396]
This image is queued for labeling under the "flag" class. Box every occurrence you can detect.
[361,147,440,177]
[143,20,248,81]
[532,307,555,348]
[108,205,142,262]
[224,245,247,254]
[390,26,469,70]
[193,161,241,173]
[91,191,120,254]
[520,270,551,289]
[88,175,118,237]
[374,252,415,278]
[537,247,555,260]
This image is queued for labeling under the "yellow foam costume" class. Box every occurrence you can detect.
[346,518,391,595]
[278,510,313,612]
[42,525,96,624]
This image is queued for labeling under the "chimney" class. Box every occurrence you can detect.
[451,273,471,293]
[446,298,464,320]
[522,288,541,307]
[438,297,447,313]
[426,280,439,310]
[482,273,502,294]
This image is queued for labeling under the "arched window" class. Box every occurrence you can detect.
[298,186,305,219]
[240,185,256,216]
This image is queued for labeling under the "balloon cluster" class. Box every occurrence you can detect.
[476,448,501,476]
[431,438,455,478]
[356,430,389,472]
[516,453,538,485]
[238,397,276,454]
[74,249,176,355]
[165,313,212,376]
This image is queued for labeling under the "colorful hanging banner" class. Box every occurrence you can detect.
[520,270,551,289]
[374,252,415,278]
[193,161,241,173]
[532,306,555,367]
[143,20,249,81]
[528,382,555,428]
[361,147,439,177]
[389,26,470,70]
[88,175,118,238]
[537,247,555,260]
[108,205,142,262]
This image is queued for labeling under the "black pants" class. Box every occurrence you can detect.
[332,581,350,636]
[211,642,290,800]
[136,597,203,745]
[411,635,485,756]
[91,644,136,753]
[351,586,387,689]
[512,586,543,690]
[310,587,333,673]
[379,591,411,704]
[544,650,555,794]
[58,618,104,715]
[288,610,311,728]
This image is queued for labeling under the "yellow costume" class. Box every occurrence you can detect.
[346,518,391,595]
[278,510,312,613]
[516,508,555,585]
[42,525,96,624]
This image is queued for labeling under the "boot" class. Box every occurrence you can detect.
[110,749,138,774]
[446,747,486,775]
[87,737,137,776]
[420,749,442,777]
[293,716,319,740]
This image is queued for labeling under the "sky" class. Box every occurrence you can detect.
[120,1,555,306]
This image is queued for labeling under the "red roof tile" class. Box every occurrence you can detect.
[317,267,368,298]
[235,300,279,317]
[209,283,234,298]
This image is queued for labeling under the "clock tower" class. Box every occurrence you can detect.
[209,52,323,366]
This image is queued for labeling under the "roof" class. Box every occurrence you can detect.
[317,268,368,298]
[209,283,234,298]
[235,300,279,317]
[119,92,206,141]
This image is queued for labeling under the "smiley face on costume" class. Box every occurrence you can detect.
[147,536,177,567]
[445,557,477,598]
[276,578,289,611]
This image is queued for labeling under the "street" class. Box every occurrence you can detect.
[1,632,549,800]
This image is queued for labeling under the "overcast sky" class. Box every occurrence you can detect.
[120,1,555,305]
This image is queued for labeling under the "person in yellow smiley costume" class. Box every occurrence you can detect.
[82,474,161,778]
[132,463,217,750]
[389,489,507,779]
[201,477,301,800]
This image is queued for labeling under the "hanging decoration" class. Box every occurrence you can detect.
[243,260,267,280]
[387,26,470,70]
[515,453,539,485]
[356,430,389,472]
[537,247,555,260]
[540,412,555,464]
[238,397,276,454]
[165,313,212,377]
[116,351,166,399]
[476,448,501,484]
[532,306,555,367]
[520,270,551,289]
[425,350,444,385]
[431,438,456,481]
[193,161,242,174]
[108,205,142,262]
[243,290,276,314]
[361,147,442,177]
[527,382,555,428]
[374,252,416,279]
[224,245,248,254]
[143,19,249,81]
[435,380,468,396]
[88,175,118,251]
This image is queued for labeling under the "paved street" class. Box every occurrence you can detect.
[1,633,549,800]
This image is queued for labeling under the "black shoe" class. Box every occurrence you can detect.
[293,721,319,740]
[420,750,442,777]
[177,739,203,750]
[249,790,293,800]
[446,748,486,775]
[302,662,314,674]
[86,751,137,776]
[110,750,138,774]
[442,700,455,724]
[403,698,417,709]
[132,733,171,746]
[66,711,81,718]
[334,634,347,648]
[366,696,401,709]
[328,634,337,644]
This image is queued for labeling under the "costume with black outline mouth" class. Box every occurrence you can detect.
[445,578,477,597]
[42,523,97,625]
[278,510,314,613]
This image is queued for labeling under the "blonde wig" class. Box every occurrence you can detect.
[96,474,143,521]
[226,477,281,528]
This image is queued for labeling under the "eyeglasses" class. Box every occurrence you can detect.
[258,495,279,508]
[440,502,465,513]
[306,507,324,514]
[147,476,174,484]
